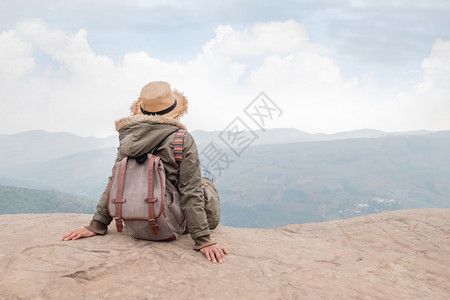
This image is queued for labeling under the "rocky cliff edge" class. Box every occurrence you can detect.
[0,209,449,299]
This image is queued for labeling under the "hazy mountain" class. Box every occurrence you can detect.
[0,185,97,214]
[0,176,54,191]
[191,128,314,148]
[215,131,450,226]
[0,130,118,168]
[0,128,431,169]
[191,128,431,149]
[0,129,448,227]
[0,147,117,198]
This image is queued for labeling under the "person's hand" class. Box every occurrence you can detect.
[200,244,228,263]
[61,227,96,241]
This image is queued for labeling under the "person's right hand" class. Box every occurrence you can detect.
[61,227,96,241]
[200,244,228,264]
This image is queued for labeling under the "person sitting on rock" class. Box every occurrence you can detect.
[62,81,228,264]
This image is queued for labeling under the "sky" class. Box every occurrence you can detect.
[0,0,449,137]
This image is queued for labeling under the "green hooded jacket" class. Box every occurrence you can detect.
[88,115,213,246]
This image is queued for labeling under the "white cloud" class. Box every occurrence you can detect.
[203,20,318,57]
[389,39,450,131]
[0,19,130,137]
[420,39,450,89]
[0,18,449,137]
[0,29,34,78]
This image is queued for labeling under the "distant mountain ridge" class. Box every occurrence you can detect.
[191,128,432,148]
[1,128,448,228]
[1,127,433,166]
[0,147,117,197]
[0,130,118,168]
[0,185,96,214]
[217,130,450,227]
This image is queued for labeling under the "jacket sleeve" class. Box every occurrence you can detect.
[88,148,125,233]
[178,133,211,240]
[90,175,113,229]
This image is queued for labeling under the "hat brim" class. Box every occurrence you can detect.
[130,89,188,120]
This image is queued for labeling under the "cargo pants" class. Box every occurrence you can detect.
[201,177,221,230]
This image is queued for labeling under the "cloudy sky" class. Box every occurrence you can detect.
[1,0,449,137]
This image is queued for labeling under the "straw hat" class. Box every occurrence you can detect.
[130,81,188,119]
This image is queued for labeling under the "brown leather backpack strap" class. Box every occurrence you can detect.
[174,129,186,165]
[113,157,128,232]
[107,162,119,217]
[147,155,159,235]
[154,156,164,219]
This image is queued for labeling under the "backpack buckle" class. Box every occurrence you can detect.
[148,219,159,235]
[145,197,158,203]
[114,217,124,232]
[112,198,126,203]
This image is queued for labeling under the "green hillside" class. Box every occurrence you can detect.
[0,185,97,214]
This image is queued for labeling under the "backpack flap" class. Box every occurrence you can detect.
[108,154,166,233]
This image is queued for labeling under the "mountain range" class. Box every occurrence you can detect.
[1,128,449,227]
[0,185,97,214]
[0,130,117,168]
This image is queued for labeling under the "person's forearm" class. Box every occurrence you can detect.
[193,235,216,250]
[92,176,113,226]
[85,219,108,235]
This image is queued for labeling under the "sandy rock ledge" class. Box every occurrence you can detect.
[0,209,449,299]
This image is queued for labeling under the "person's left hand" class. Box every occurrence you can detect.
[200,244,228,263]
[61,227,96,241]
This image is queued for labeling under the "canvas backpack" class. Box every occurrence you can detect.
[107,130,187,241]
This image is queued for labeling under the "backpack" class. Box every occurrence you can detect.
[107,130,187,241]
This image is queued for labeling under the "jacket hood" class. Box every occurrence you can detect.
[115,115,187,158]
[115,115,186,132]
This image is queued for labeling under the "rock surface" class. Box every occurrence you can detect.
[0,209,449,299]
